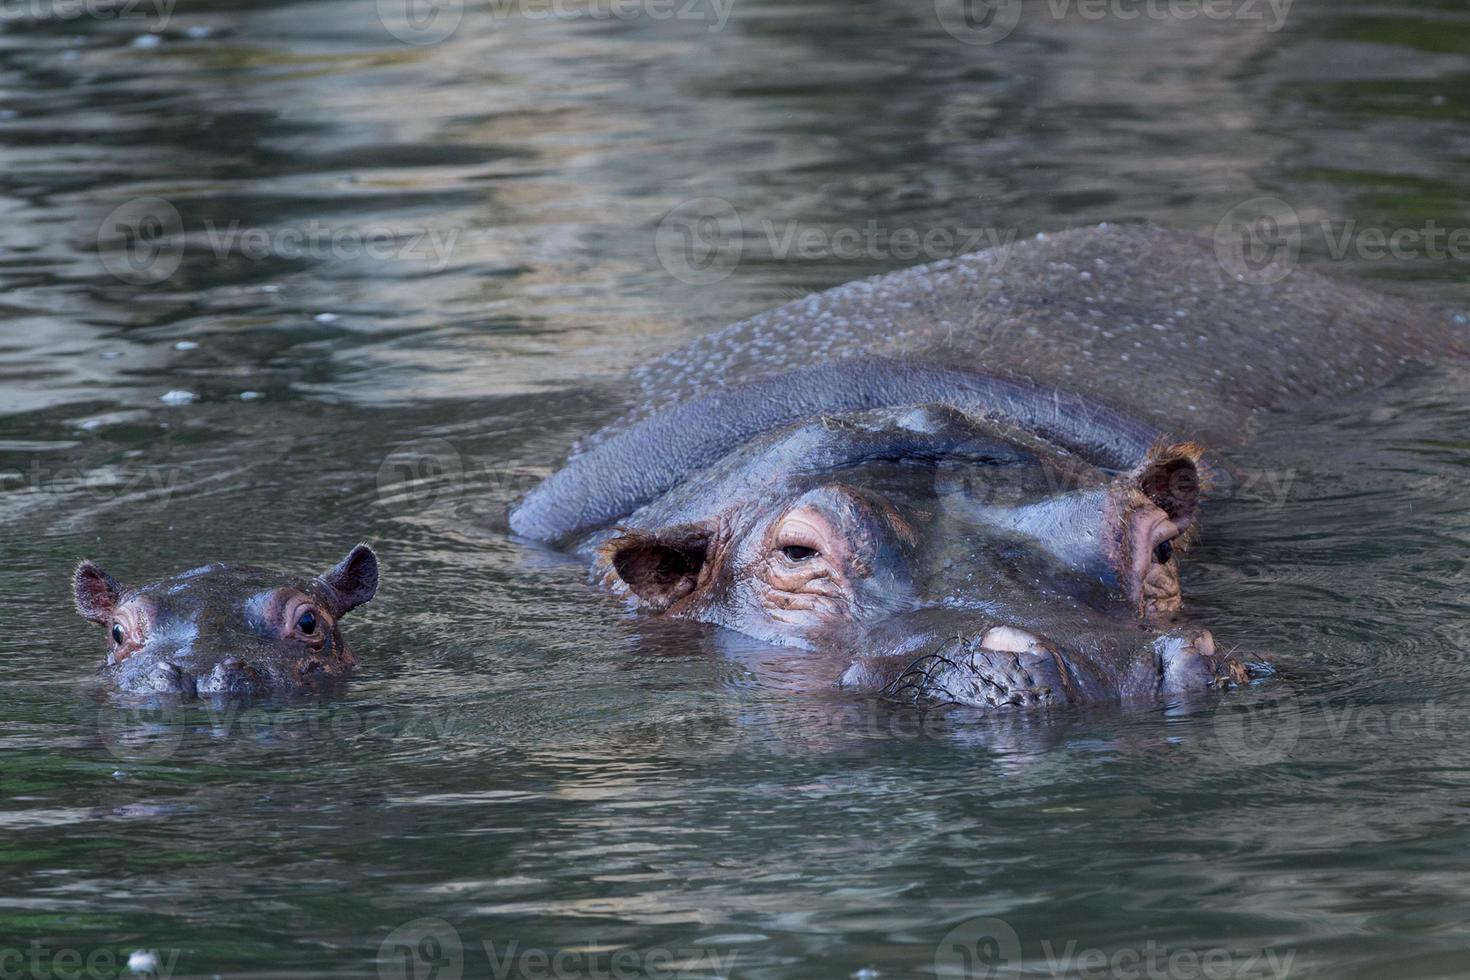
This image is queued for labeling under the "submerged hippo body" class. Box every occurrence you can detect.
[512,224,1465,710]
[74,545,378,697]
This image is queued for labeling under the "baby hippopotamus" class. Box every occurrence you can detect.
[73,544,378,697]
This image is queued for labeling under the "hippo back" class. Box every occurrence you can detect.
[513,224,1466,544]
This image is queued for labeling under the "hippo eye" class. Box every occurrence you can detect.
[781,545,818,563]
[1154,540,1174,564]
[111,623,125,645]
[297,610,317,635]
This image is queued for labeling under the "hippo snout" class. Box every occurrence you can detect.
[837,614,1262,710]
[1156,628,1254,694]
[119,653,267,697]
[196,658,269,697]
[839,623,1105,708]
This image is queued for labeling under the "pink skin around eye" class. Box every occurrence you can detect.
[264,590,330,643]
[773,509,845,566]
[107,601,152,665]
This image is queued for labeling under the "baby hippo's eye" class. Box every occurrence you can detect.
[297,610,317,635]
[781,545,819,563]
[111,623,125,645]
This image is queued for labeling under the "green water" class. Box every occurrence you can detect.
[3,0,1470,977]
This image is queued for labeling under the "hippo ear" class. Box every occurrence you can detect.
[1136,442,1205,532]
[74,560,122,624]
[602,524,711,612]
[318,544,379,617]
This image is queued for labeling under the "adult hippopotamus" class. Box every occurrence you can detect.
[511,224,1465,710]
[73,545,378,697]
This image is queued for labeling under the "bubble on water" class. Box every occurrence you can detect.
[314,312,339,323]
[127,950,159,974]
[159,390,197,406]
[130,34,163,49]
[172,340,199,351]
[239,390,263,401]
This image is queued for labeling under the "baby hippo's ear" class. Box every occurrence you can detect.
[74,561,122,624]
[318,544,379,617]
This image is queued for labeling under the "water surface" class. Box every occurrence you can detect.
[3,0,1470,977]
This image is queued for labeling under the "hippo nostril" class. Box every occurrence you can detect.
[197,658,264,696]
[146,661,194,695]
[1153,539,1174,564]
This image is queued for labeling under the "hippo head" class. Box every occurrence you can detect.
[592,406,1253,708]
[73,545,378,698]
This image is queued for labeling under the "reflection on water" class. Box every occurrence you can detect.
[3,0,1470,976]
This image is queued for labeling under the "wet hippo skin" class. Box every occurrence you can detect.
[74,545,378,698]
[511,224,1466,710]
